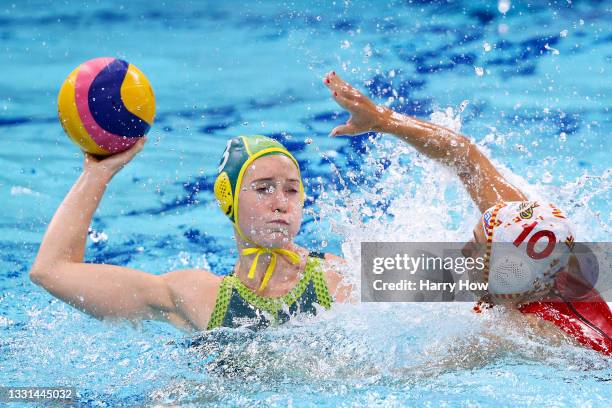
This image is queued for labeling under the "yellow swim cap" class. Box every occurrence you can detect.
[214,135,304,225]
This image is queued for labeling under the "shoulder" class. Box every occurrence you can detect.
[317,253,356,304]
[160,268,224,329]
[161,268,223,298]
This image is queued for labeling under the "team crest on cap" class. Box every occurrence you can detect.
[518,201,539,219]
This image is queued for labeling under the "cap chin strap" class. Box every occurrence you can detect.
[234,222,301,291]
[241,247,301,291]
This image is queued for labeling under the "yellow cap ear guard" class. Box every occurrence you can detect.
[214,171,234,218]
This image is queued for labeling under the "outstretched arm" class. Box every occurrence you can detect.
[29,140,215,331]
[323,71,526,211]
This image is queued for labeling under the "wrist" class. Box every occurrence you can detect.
[82,166,113,185]
[372,106,401,133]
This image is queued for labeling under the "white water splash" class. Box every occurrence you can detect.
[88,229,108,243]
[429,101,468,133]
[317,105,478,292]
[545,43,560,55]
[10,186,39,196]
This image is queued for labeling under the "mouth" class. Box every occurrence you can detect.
[268,219,290,226]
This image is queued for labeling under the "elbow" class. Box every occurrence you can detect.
[29,260,57,286]
[29,264,47,286]
[458,134,476,155]
[464,135,488,159]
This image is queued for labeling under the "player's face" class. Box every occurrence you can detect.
[237,155,303,248]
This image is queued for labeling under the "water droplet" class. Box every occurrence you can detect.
[498,23,509,34]
[474,67,484,76]
[542,171,553,183]
[89,230,108,243]
[340,40,350,49]
[304,137,313,144]
[559,132,567,142]
[560,29,568,38]
[483,42,492,52]
[544,44,560,55]
[497,0,510,14]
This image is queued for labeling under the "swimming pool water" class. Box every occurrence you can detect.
[1,0,611,406]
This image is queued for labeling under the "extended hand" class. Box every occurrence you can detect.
[83,137,146,180]
[323,71,390,136]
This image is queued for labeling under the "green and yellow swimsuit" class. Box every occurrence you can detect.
[207,252,333,330]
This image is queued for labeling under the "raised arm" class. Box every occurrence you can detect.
[29,140,217,331]
[323,71,526,212]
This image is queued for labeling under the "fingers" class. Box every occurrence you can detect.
[323,71,381,137]
[119,137,147,159]
[323,73,359,111]
[122,138,146,164]
[132,137,146,154]
[331,91,355,112]
[323,71,346,96]
[323,71,362,101]
[96,137,147,172]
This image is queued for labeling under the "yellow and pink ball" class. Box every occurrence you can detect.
[58,57,155,155]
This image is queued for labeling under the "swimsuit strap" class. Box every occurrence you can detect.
[207,276,234,330]
[308,253,333,308]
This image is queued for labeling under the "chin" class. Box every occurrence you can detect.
[248,229,296,248]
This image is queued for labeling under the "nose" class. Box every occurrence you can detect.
[270,187,289,213]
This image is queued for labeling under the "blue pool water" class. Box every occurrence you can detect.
[1,0,611,406]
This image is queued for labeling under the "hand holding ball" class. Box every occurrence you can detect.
[58,58,155,155]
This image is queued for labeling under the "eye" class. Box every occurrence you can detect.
[255,185,275,194]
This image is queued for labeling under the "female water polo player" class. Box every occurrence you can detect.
[30,135,354,332]
[323,71,611,355]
